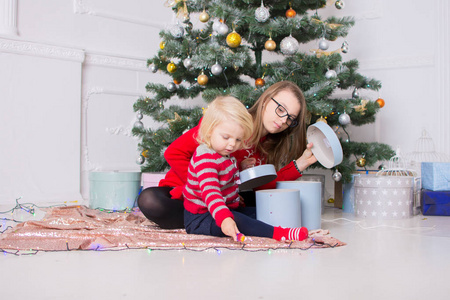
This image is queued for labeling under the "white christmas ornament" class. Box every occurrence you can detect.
[332,170,342,182]
[325,70,337,79]
[134,121,144,129]
[149,64,158,73]
[217,23,229,35]
[318,38,329,50]
[213,19,222,32]
[166,82,177,92]
[211,63,223,76]
[183,57,193,70]
[136,155,145,165]
[169,23,184,38]
[255,1,270,22]
[338,112,351,125]
[280,35,299,55]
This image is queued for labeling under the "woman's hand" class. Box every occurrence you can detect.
[240,157,256,170]
[221,217,240,241]
[296,142,317,172]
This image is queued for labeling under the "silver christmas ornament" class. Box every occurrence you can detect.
[352,88,359,99]
[149,64,158,73]
[136,155,145,165]
[211,63,223,76]
[217,23,229,35]
[332,170,342,182]
[341,41,349,53]
[183,57,193,70]
[134,121,144,129]
[136,112,143,120]
[255,1,270,23]
[166,82,177,92]
[318,38,329,50]
[338,112,351,125]
[169,23,184,39]
[325,69,337,79]
[280,35,299,55]
[335,0,345,9]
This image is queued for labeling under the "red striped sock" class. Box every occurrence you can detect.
[273,226,309,241]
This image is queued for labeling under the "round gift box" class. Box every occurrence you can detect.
[307,121,343,168]
[89,171,141,210]
[239,164,277,191]
[277,181,322,230]
[256,188,302,228]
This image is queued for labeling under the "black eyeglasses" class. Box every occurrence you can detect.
[271,98,298,128]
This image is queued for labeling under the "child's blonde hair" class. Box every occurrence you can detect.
[197,96,253,149]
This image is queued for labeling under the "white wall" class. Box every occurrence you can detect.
[0,0,448,205]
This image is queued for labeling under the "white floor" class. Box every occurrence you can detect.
[1,205,450,300]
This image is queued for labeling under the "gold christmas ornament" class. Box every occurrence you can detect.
[197,72,209,85]
[159,41,166,50]
[167,62,177,73]
[316,116,327,123]
[199,9,210,22]
[226,30,242,48]
[265,38,276,51]
[356,157,366,167]
[173,78,182,84]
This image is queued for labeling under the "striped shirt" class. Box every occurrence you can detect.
[183,144,240,227]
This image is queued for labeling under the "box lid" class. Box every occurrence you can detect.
[307,121,343,168]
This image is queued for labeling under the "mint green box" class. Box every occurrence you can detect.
[89,171,141,210]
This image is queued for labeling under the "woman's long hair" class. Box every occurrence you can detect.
[247,81,307,170]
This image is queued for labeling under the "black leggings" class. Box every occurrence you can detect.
[137,187,185,229]
[137,187,257,230]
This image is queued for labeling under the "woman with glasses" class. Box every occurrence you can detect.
[137,81,317,229]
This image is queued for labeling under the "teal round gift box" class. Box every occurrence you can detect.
[89,171,141,210]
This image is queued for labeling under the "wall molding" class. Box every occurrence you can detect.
[0,37,149,71]
[437,0,450,155]
[0,37,85,62]
[81,87,145,172]
[84,52,148,71]
[0,0,18,36]
[359,55,435,71]
[73,0,164,29]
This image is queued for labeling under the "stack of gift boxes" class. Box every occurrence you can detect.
[421,162,450,216]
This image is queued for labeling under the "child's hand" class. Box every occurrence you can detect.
[240,158,256,170]
[221,217,240,241]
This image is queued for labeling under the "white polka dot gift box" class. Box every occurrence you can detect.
[354,175,420,219]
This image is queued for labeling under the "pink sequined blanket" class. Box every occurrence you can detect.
[0,206,345,252]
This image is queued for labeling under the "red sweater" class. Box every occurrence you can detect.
[160,122,302,200]
[182,144,240,227]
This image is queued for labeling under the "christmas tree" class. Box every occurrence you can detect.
[132,0,394,183]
